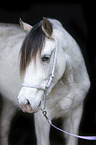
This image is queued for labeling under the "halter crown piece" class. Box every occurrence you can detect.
[22,37,96,141]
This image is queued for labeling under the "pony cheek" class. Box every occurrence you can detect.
[56,61,66,80]
[46,78,58,96]
[46,66,66,95]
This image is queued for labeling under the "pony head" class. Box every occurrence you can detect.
[18,17,67,113]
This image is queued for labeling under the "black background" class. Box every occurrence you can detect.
[0,1,96,145]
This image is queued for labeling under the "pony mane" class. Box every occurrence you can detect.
[20,21,45,75]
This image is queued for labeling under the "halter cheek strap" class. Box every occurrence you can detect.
[21,37,96,141]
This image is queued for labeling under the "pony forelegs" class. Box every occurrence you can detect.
[0,97,16,145]
[34,111,51,145]
[63,103,83,145]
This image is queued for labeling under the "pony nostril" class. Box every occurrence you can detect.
[25,99,30,105]
[25,99,32,110]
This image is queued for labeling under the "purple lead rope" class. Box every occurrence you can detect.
[49,120,96,140]
[41,109,96,141]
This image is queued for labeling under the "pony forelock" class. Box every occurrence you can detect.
[20,21,45,75]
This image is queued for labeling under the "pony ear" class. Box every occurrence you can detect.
[42,17,52,38]
[19,18,32,32]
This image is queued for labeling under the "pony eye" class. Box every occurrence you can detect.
[42,55,50,62]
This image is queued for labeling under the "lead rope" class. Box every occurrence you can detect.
[41,109,96,141]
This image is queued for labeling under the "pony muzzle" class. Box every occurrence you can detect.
[20,99,41,113]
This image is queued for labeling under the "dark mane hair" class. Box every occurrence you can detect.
[20,21,45,74]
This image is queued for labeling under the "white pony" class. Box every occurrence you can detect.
[0,17,90,145]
